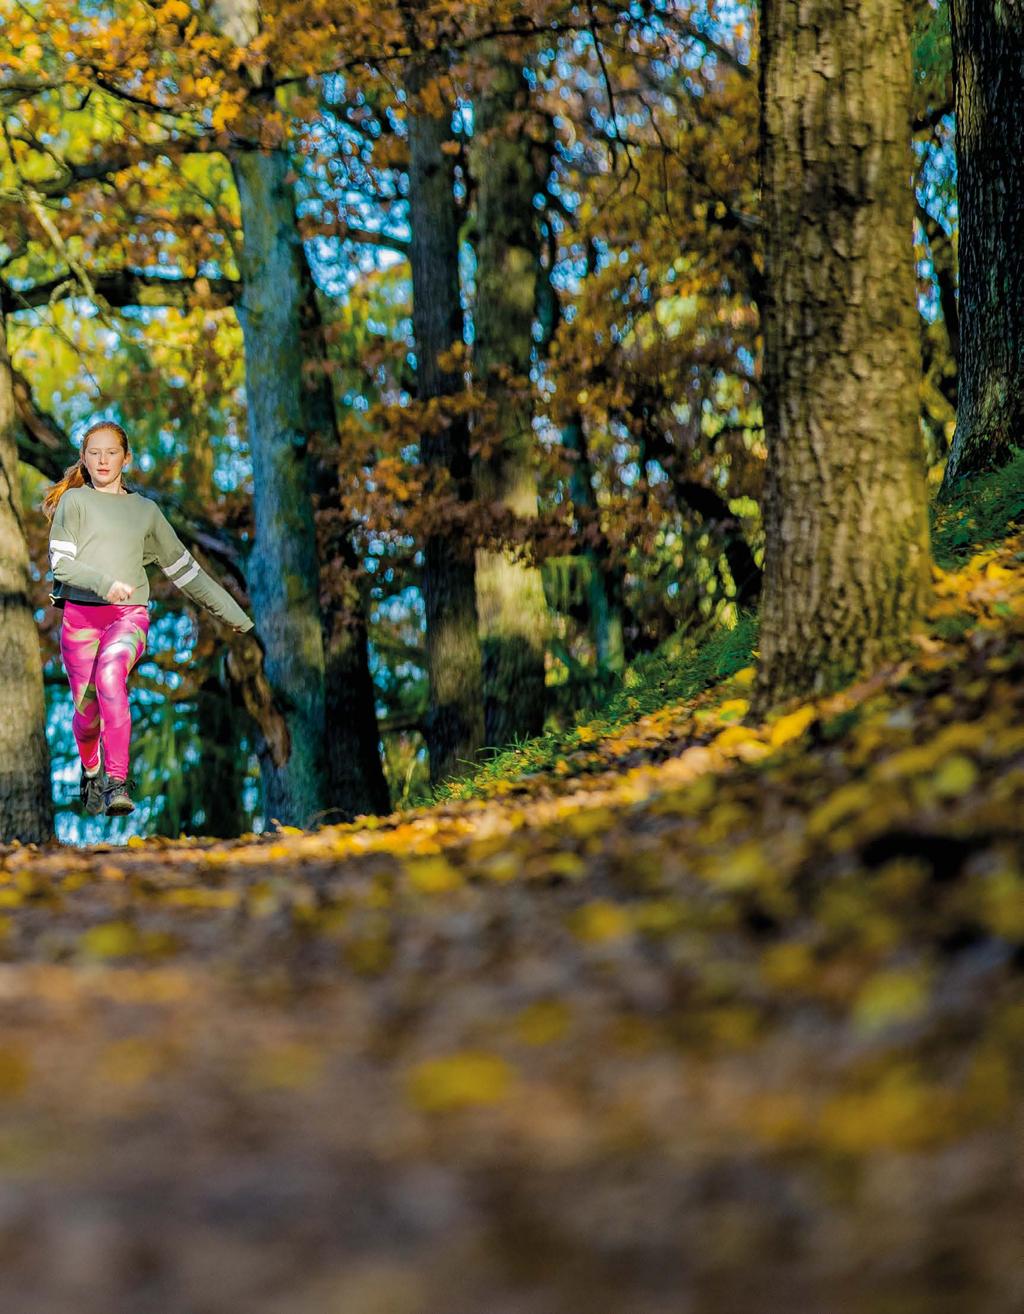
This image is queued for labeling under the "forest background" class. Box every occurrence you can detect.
[0,0,962,844]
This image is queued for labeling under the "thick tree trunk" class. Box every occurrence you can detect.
[0,317,54,844]
[407,57,486,786]
[470,49,550,748]
[299,282,391,819]
[941,0,1024,491]
[754,0,930,714]
[231,139,328,828]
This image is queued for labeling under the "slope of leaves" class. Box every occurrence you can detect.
[931,447,1024,568]
[1,524,1023,1310]
[433,609,758,803]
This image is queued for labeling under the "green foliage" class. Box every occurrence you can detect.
[912,0,951,105]
[931,448,1024,568]
[433,611,758,802]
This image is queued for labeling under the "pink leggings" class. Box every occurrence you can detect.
[59,602,150,781]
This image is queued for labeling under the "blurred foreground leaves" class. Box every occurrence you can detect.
[1,536,1024,1311]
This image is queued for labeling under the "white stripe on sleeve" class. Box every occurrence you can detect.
[173,561,201,588]
[163,550,191,578]
[50,540,77,557]
[50,552,75,568]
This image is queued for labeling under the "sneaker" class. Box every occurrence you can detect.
[79,754,106,817]
[102,777,135,817]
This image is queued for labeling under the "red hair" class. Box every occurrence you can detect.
[41,420,130,522]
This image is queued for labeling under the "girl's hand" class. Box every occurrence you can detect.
[106,580,134,603]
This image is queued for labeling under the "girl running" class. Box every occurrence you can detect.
[42,420,254,818]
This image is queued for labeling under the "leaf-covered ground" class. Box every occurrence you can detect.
[3,527,1024,1312]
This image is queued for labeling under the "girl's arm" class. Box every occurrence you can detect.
[144,505,254,632]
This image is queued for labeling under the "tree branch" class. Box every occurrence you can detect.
[4,268,241,314]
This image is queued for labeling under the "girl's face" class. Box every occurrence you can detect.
[82,428,128,490]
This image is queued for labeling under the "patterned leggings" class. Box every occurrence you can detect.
[59,602,150,781]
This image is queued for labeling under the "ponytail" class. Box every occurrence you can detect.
[40,419,130,522]
[40,459,88,522]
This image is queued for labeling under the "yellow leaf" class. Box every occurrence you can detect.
[407,856,462,893]
[768,705,817,748]
[569,899,631,942]
[80,921,139,959]
[806,781,873,838]
[852,968,929,1034]
[932,754,979,798]
[716,698,749,722]
[161,887,240,909]
[514,1000,571,1046]
[407,1052,513,1112]
[760,941,815,991]
[704,839,767,890]
[0,1048,29,1097]
[541,851,586,881]
[714,724,756,750]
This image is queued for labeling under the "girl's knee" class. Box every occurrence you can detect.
[94,665,129,702]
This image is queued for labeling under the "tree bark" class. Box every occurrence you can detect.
[299,280,392,819]
[407,56,486,786]
[754,0,931,714]
[0,315,54,844]
[231,138,328,828]
[941,0,1024,491]
[470,49,550,747]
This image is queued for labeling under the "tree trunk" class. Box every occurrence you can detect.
[562,414,625,680]
[754,0,930,714]
[407,57,486,786]
[941,0,1024,491]
[231,138,328,828]
[470,49,550,748]
[194,672,248,838]
[299,281,392,819]
[0,316,54,844]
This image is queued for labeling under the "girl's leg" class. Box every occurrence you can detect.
[93,607,150,781]
[59,605,103,772]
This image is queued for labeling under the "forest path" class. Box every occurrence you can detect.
[1,533,1023,1313]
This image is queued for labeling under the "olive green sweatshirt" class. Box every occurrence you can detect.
[48,484,254,633]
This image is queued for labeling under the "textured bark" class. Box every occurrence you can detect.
[942,0,1024,490]
[231,139,327,828]
[0,316,54,844]
[407,57,486,786]
[470,50,549,747]
[755,0,931,714]
[300,282,391,819]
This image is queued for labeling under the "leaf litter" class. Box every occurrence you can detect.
[0,537,1023,1312]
